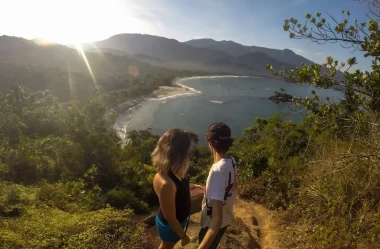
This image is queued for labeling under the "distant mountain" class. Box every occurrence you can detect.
[203,51,294,74]
[184,38,313,66]
[0,35,170,78]
[0,34,322,91]
[0,33,339,102]
[235,52,294,71]
[87,34,300,76]
[133,53,164,63]
[89,34,233,63]
[185,39,253,57]
[85,47,131,57]
[184,38,348,79]
[82,47,165,67]
[0,36,176,101]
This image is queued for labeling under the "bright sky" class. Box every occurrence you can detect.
[0,0,373,71]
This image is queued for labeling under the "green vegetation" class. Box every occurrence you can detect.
[0,72,181,248]
[231,1,380,248]
[0,61,206,102]
[0,34,219,248]
[2,2,380,248]
[0,61,220,247]
[1,187,149,249]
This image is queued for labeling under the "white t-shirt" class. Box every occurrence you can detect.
[200,157,238,228]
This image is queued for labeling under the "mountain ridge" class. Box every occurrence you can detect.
[0,35,171,78]
[88,34,233,63]
[0,33,318,81]
[85,33,311,76]
[184,38,313,66]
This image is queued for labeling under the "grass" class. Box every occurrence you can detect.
[235,114,380,248]
[0,182,153,249]
[0,206,152,249]
[275,128,380,248]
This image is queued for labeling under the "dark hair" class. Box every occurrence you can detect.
[206,122,234,154]
[152,129,191,177]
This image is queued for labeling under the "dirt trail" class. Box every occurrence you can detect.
[146,199,280,249]
[234,199,280,249]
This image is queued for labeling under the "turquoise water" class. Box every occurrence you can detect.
[114,76,342,141]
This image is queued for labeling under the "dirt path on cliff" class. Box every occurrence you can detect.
[146,199,280,249]
[233,199,280,249]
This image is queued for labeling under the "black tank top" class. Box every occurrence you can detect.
[157,171,191,223]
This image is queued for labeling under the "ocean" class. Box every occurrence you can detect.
[114,76,342,143]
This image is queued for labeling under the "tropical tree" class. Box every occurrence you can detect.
[259,2,380,247]
[267,0,380,120]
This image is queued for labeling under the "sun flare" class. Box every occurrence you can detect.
[74,43,98,92]
[2,0,148,45]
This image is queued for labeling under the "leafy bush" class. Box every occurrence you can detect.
[0,182,32,217]
[285,120,380,248]
[0,206,151,249]
[105,188,149,212]
[37,179,103,212]
[232,114,308,210]
[188,145,212,183]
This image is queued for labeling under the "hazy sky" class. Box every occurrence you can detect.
[0,0,372,70]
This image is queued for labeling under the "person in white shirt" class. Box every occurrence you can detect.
[198,122,238,249]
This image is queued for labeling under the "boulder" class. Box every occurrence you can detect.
[269,90,295,103]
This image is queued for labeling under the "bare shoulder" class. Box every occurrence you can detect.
[153,173,175,194]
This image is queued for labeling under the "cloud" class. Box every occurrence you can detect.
[316,52,323,55]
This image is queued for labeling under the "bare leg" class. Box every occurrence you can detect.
[158,241,176,249]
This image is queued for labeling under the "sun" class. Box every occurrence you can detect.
[26,0,146,45]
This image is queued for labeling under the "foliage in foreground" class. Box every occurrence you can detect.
[2,1,380,248]
[1,204,150,249]
[0,70,212,248]
[233,113,380,248]
[234,1,380,248]
[0,75,168,248]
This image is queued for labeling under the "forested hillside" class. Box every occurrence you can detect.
[184,39,312,66]
[0,76,211,248]
[1,1,380,248]
[86,34,301,76]
[0,36,219,101]
[0,36,170,78]
[0,36,215,247]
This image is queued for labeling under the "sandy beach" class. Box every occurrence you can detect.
[112,80,200,142]
[149,85,191,99]
[113,80,201,114]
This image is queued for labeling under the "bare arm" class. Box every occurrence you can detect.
[198,199,224,249]
[190,183,205,190]
[159,182,186,239]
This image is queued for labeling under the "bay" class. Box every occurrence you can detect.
[114,76,342,142]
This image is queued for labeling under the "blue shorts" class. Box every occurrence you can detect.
[155,215,188,243]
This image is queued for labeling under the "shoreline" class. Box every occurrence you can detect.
[111,73,334,116]
[112,76,204,142]
[112,78,203,114]
[113,74,273,115]
[113,74,262,114]
[112,75,265,142]
[175,75,265,80]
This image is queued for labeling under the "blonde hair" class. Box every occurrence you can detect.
[152,129,191,178]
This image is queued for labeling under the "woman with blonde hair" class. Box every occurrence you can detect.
[153,129,203,249]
